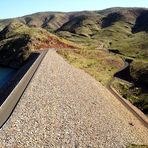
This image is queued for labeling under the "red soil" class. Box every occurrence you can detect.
[34,36,76,50]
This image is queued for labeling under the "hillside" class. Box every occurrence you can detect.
[0,21,77,68]
[0,7,146,31]
[0,7,148,114]
[1,8,148,57]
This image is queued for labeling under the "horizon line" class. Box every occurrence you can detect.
[0,6,147,20]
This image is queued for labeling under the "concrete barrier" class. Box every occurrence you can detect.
[107,56,148,128]
[0,49,48,128]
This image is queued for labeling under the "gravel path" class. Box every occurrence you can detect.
[0,49,148,148]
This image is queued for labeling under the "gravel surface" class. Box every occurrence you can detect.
[0,49,148,148]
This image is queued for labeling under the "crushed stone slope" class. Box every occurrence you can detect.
[0,49,148,148]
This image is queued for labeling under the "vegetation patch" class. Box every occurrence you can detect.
[112,79,148,115]
[58,48,123,85]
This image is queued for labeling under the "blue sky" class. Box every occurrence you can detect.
[0,0,148,19]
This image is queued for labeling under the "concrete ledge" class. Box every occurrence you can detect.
[108,77,148,128]
[0,49,48,128]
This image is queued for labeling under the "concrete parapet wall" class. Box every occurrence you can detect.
[0,49,48,128]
